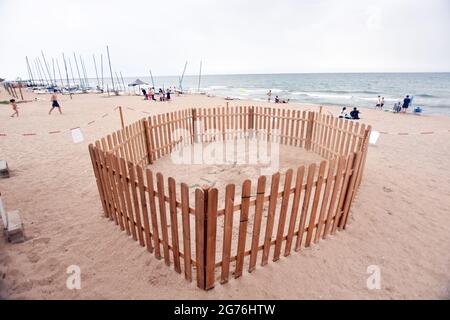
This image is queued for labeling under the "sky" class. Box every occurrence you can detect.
[1,0,450,80]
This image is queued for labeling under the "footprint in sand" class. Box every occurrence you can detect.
[27,252,40,263]
[32,237,51,246]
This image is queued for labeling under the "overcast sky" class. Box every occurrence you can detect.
[1,0,449,79]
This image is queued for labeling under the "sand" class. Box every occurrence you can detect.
[0,89,449,299]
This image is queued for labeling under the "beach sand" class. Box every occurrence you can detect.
[0,89,449,299]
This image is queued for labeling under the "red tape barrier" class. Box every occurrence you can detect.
[2,105,448,138]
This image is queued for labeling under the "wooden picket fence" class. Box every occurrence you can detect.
[89,106,371,290]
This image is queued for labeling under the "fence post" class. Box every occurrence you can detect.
[118,106,125,129]
[339,151,363,230]
[191,108,198,143]
[356,126,371,188]
[142,118,153,164]
[205,188,218,290]
[248,106,255,138]
[305,111,315,151]
[88,144,108,217]
[195,187,207,289]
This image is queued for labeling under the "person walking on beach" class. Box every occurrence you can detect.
[49,90,62,115]
[10,99,19,117]
[380,97,385,110]
[267,90,272,102]
[402,95,411,113]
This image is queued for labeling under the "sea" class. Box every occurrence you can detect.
[76,73,450,116]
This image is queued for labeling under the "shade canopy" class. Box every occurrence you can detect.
[128,78,148,86]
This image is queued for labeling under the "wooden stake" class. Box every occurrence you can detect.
[195,188,206,289]
[220,184,235,283]
[235,180,251,278]
[118,106,124,129]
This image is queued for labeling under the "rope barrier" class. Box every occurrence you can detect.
[0,105,128,137]
[1,105,450,138]
[378,130,450,136]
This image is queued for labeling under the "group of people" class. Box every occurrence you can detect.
[339,107,360,120]
[9,89,62,117]
[141,87,172,102]
[267,90,289,104]
[376,95,413,113]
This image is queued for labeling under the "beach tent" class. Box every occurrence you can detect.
[128,79,148,95]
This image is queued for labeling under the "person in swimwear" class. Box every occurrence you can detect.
[49,89,62,115]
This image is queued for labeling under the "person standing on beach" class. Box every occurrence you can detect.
[10,99,19,117]
[149,87,156,101]
[142,88,148,100]
[267,90,272,102]
[376,96,382,109]
[381,97,385,110]
[402,95,411,113]
[49,90,62,115]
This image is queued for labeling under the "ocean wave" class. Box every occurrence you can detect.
[289,91,353,100]
[207,85,229,90]
[304,89,380,95]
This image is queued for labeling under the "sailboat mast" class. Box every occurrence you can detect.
[149,69,155,89]
[37,57,50,86]
[179,60,188,92]
[80,55,90,88]
[73,52,84,90]
[93,54,100,89]
[197,60,202,92]
[52,58,57,86]
[68,58,77,89]
[56,59,65,89]
[106,45,115,92]
[62,53,73,99]
[120,72,127,94]
[41,50,54,86]
[34,59,44,86]
[100,54,104,90]
[25,56,35,86]
[115,72,122,92]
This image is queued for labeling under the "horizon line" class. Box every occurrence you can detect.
[7,71,450,81]
[147,71,450,77]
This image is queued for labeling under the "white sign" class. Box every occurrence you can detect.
[71,127,84,144]
[369,131,380,145]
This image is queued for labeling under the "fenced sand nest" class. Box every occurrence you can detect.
[89,106,371,290]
